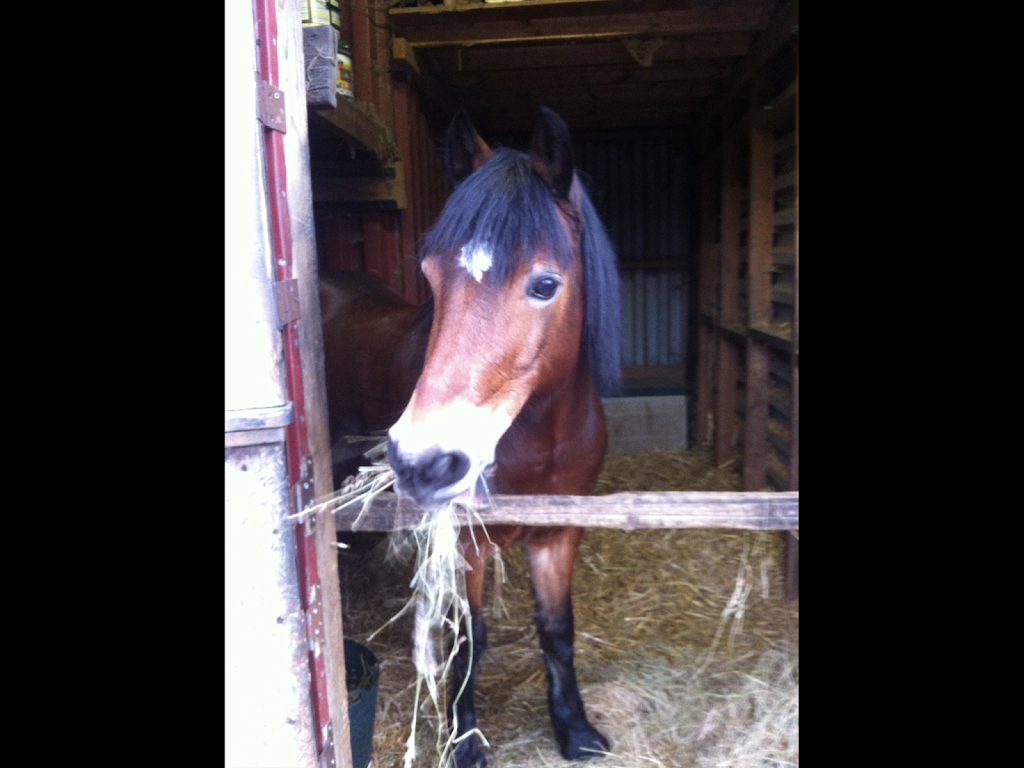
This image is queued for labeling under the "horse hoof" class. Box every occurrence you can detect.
[559,722,610,761]
[453,736,487,768]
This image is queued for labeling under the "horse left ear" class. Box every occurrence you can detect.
[529,107,574,199]
[445,110,494,187]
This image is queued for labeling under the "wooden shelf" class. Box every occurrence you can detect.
[773,207,795,226]
[699,315,797,359]
[749,324,793,353]
[771,286,794,306]
[774,170,795,190]
[311,99,399,165]
[311,161,407,210]
[761,80,796,120]
[772,248,795,266]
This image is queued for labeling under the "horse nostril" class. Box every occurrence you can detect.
[420,449,471,489]
[388,438,473,507]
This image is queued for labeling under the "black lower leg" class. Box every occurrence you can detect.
[449,609,487,767]
[534,594,609,760]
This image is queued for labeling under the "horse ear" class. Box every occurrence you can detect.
[445,110,494,187]
[529,107,574,199]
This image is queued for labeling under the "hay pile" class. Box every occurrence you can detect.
[337,446,799,767]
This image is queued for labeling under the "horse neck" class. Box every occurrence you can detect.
[495,354,607,496]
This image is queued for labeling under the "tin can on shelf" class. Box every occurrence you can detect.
[337,40,354,102]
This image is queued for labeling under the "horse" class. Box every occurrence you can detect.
[320,269,432,474]
[322,106,621,767]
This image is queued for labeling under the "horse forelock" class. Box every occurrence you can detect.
[421,148,574,284]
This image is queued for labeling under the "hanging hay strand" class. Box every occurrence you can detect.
[337,446,799,767]
[319,443,497,768]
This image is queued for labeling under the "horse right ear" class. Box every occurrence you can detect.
[445,110,494,187]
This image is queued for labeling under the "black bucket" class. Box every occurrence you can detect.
[344,639,380,768]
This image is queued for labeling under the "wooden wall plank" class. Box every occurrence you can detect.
[362,213,385,283]
[748,107,773,326]
[393,79,421,303]
[350,0,374,103]
[742,343,769,489]
[714,338,738,466]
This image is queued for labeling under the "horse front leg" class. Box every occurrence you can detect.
[525,527,609,760]
[449,530,491,767]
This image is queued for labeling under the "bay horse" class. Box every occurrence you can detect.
[322,107,621,767]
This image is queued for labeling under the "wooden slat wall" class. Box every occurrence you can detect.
[695,27,797,596]
[314,0,449,305]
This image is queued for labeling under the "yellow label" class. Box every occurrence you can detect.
[302,1,332,27]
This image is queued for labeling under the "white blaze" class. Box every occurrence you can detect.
[458,242,492,282]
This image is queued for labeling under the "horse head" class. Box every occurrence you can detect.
[387,108,620,510]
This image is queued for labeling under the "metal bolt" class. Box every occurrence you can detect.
[274,92,280,99]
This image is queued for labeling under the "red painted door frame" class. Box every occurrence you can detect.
[252,0,332,756]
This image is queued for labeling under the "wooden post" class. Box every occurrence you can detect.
[715,132,741,466]
[279,2,353,763]
[743,74,774,491]
[786,68,800,601]
[393,78,421,303]
[695,142,718,446]
[350,0,374,104]
[373,0,395,132]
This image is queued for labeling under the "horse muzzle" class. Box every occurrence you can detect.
[387,436,476,510]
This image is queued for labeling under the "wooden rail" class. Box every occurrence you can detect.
[334,491,798,532]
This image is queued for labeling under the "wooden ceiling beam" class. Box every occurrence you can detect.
[441,60,729,92]
[390,0,769,48]
[420,34,752,73]
[700,0,797,134]
[453,79,719,106]
[470,104,703,134]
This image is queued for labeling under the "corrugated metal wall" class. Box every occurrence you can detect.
[575,137,696,375]
[618,268,689,367]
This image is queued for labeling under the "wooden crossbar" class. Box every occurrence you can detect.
[333,492,798,532]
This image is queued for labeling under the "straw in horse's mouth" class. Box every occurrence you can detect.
[452,463,494,508]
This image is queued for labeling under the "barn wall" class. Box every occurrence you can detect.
[695,37,798,495]
[312,0,448,304]
[574,137,696,387]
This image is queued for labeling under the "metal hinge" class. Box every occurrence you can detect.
[275,278,301,326]
[295,455,316,535]
[257,80,287,133]
[304,583,324,656]
[318,721,336,768]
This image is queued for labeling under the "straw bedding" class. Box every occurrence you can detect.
[336,446,799,767]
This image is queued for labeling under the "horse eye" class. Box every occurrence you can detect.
[528,276,560,301]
